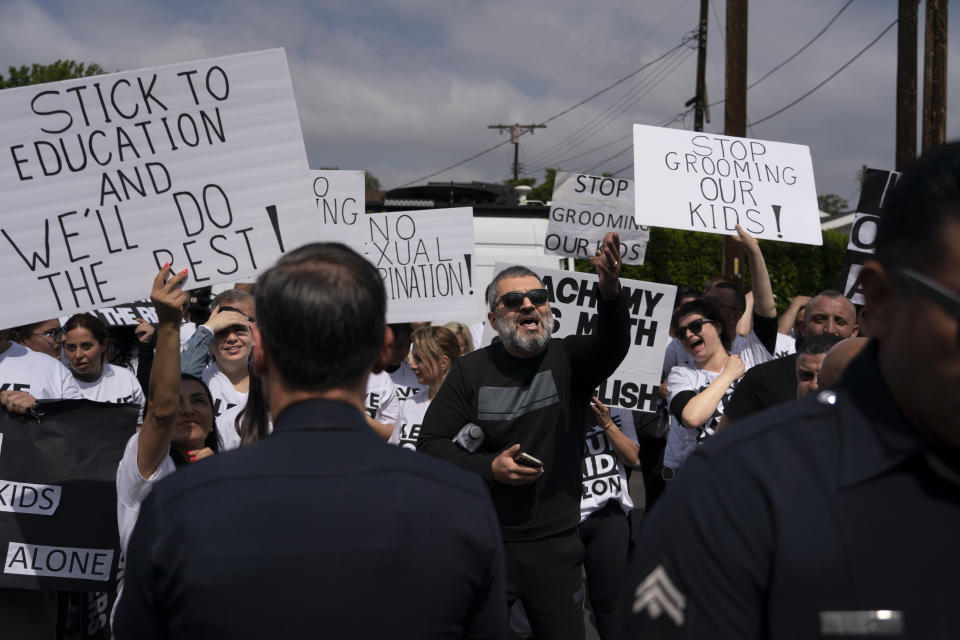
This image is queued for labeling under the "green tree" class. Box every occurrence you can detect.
[0,59,105,89]
[365,172,381,191]
[817,193,850,215]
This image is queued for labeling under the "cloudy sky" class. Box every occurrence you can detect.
[2,0,957,206]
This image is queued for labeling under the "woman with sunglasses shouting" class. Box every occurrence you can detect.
[661,297,745,477]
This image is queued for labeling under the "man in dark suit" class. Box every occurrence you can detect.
[113,243,506,640]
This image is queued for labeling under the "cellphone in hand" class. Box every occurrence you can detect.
[514,451,544,469]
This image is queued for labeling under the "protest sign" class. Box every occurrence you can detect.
[311,169,365,246]
[60,299,157,327]
[483,263,675,411]
[0,48,318,330]
[360,208,477,323]
[632,123,822,245]
[546,171,649,264]
[840,168,901,304]
[0,400,136,591]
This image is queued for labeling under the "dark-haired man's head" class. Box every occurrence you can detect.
[795,333,843,398]
[860,142,960,451]
[486,265,553,357]
[704,282,746,334]
[799,291,859,340]
[253,243,388,416]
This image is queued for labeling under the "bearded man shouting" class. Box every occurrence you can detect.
[418,232,631,640]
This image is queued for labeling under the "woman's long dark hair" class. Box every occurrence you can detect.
[169,374,222,468]
[236,365,270,447]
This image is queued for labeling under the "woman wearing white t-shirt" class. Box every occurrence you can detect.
[62,313,146,423]
[115,267,221,553]
[662,297,746,475]
[201,308,253,451]
[390,326,460,450]
[580,397,639,640]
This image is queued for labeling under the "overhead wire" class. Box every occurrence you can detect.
[393,36,693,189]
[748,18,897,127]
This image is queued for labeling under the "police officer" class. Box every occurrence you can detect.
[623,143,960,638]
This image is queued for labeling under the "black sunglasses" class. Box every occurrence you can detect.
[676,318,712,340]
[897,267,960,342]
[493,289,549,310]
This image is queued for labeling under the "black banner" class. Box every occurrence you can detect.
[0,400,136,591]
[839,168,900,303]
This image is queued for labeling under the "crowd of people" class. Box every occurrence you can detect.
[0,143,958,639]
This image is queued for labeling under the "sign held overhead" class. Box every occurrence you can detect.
[632,123,822,245]
[546,171,649,264]
[0,48,318,330]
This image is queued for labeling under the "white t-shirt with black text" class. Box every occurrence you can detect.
[0,342,82,400]
[775,332,797,358]
[202,362,248,450]
[389,391,430,450]
[75,364,146,424]
[580,407,639,522]
[388,361,424,404]
[663,366,738,470]
[365,371,399,426]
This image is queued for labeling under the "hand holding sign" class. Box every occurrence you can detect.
[0,390,38,414]
[151,266,189,325]
[591,232,622,300]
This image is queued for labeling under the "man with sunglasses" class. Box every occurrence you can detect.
[419,232,630,640]
[624,144,960,638]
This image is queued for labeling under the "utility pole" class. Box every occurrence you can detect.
[896,0,919,171]
[488,123,546,181]
[922,0,948,152]
[722,0,747,284]
[691,0,710,132]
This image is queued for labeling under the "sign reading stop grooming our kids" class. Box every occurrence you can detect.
[0,48,318,329]
[632,123,823,245]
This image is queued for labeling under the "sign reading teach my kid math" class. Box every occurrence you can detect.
[546,172,649,264]
[311,169,365,246]
[0,48,316,329]
[361,208,477,324]
[484,263,675,412]
[632,124,822,245]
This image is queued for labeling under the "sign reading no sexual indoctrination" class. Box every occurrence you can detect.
[0,48,320,329]
[632,123,823,245]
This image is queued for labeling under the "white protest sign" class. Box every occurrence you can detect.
[483,262,675,411]
[360,208,478,324]
[546,171,649,264]
[0,48,317,329]
[841,168,900,304]
[310,169,365,246]
[632,123,822,245]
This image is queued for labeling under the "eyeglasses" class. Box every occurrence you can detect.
[675,318,712,340]
[32,328,64,341]
[897,267,960,343]
[493,289,549,310]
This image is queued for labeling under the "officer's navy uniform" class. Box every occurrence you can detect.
[114,398,506,639]
[624,341,960,638]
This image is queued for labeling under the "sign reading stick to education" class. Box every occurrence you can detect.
[483,263,675,411]
[361,208,477,324]
[840,168,901,304]
[546,172,649,264]
[0,48,318,330]
[632,123,822,245]
[310,169,365,246]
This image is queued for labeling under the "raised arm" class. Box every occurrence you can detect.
[733,225,776,319]
[778,295,811,335]
[136,267,188,479]
[673,356,745,429]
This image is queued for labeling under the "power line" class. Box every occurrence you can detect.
[747,0,853,90]
[392,36,693,189]
[529,44,694,167]
[585,145,633,172]
[748,18,897,127]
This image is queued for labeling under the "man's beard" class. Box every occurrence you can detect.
[493,307,554,355]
